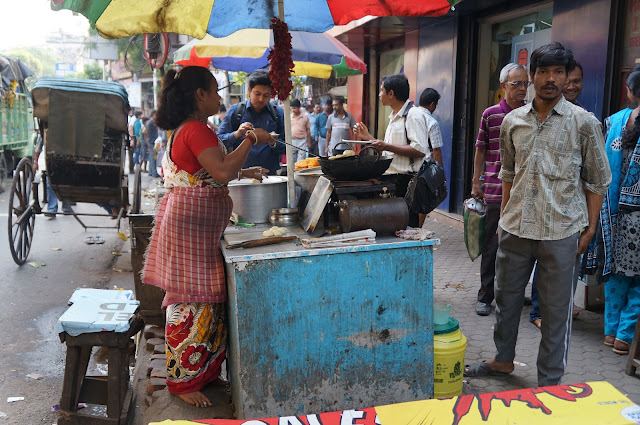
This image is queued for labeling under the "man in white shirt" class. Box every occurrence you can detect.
[415,88,444,168]
[354,74,443,226]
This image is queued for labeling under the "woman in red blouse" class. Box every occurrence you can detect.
[142,66,267,408]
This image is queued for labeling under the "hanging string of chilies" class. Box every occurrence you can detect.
[268,17,294,100]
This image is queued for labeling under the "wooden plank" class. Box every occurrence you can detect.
[58,412,119,425]
[625,314,640,376]
[60,346,81,412]
[107,346,128,418]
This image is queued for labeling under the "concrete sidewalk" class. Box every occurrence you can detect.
[110,188,640,423]
[424,213,640,403]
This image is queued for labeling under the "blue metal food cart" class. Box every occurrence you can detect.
[222,226,437,419]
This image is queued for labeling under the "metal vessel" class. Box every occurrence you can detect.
[338,197,409,235]
[228,176,287,223]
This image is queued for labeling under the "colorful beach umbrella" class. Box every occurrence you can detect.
[51,0,462,208]
[174,30,367,78]
[51,0,461,39]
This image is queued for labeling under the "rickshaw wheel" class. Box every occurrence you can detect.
[8,158,36,265]
[130,164,142,214]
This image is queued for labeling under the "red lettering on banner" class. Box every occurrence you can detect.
[451,383,593,425]
[195,408,378,425]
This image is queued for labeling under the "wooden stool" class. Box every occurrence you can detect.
[58,317,144,424]
[56,289,144,424]
[625,313,640,377]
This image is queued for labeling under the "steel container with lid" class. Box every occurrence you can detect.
[227,176,287,224]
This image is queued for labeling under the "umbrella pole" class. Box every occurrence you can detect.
[277,0,296,209]
[283,99,295,208]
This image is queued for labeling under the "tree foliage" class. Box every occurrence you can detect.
[82,63,103,80]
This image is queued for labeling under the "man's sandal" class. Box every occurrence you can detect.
[463,361,511,377]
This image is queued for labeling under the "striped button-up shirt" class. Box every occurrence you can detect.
[476,98,520,203]
[385,100,442,174]
[498,96,611,240]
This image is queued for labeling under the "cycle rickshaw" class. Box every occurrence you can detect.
[8,78,143,265]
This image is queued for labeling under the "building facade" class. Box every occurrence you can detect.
[332,0,628,214]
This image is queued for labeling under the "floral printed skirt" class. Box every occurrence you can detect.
[165,302,227,394]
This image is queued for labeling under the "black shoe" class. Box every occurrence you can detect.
[523,296,532,306]
[44,213,56,218]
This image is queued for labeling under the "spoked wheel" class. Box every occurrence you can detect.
[130,164,142,214]
[8,158,36,265]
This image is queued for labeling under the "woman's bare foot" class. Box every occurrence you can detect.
[176,391,212,408]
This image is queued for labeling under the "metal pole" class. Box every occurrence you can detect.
[153,68,158,109]
[277,0,296,208]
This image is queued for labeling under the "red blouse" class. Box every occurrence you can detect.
[171,121,219,174]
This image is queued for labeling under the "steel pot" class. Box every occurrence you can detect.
[269,208,299,226]
[228,176,287,223]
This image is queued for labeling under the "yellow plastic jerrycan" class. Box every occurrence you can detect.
[433,317,467,398]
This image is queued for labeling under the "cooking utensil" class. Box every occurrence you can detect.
[318,155,393,181]
[301,176,333,232]
[269,208,300,226]
[275,139,318,157]
[227,176,288,223]
[341,139,372,145]
[227,235,298,249]
[272,207,298,214]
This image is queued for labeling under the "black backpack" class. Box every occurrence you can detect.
[231,100,282,131]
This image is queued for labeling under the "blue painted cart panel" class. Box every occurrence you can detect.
[223,234,436,418]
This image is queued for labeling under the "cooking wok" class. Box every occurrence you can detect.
[318,153,392,180]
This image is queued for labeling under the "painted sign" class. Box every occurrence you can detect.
[149,382,640,425]
[54,63,75,78]
[122,82,142,108]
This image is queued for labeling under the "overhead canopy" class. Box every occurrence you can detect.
[32,78,130,157]
[51,0,460,39]
[174,29,367,78]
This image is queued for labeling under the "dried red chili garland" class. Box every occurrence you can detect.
[268,17,294,100]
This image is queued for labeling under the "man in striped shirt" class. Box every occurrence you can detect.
[472,63,528,316]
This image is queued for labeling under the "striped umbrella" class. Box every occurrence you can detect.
[51,0,461,207]
[50,0,461,39]
[174,29,366,78]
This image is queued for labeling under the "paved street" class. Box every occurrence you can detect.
[0,177,131,423]
[425,214,640,404]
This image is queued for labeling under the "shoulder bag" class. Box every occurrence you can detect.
[403,107,447,214]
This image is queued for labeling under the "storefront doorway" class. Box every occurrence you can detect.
[376,48,404,138]
[460,3,554,204]
[475,3,553,120]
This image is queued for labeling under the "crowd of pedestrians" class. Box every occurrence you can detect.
[128,108,166,179]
